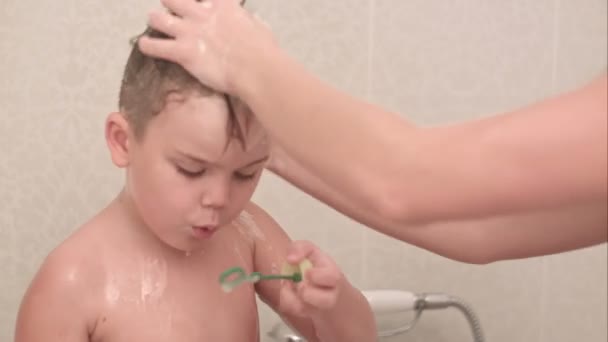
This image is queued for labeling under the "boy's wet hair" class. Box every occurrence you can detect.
[118,25,246,146]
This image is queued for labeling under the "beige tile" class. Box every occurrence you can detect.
[361,229,431,290]
[554,0,608,93]
[371,0,556,124]
[0,211,16,342]
[540,246,608,342]
[263,0,370,98]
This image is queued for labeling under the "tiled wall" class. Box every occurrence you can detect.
[1,1,606,341]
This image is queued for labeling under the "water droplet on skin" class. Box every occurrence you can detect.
[221,283,235,293]
[198,40,207,54]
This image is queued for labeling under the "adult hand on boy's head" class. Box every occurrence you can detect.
[139,0,276,95]
[278,240,345,317]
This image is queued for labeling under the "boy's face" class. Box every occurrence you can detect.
[120,93,269,252]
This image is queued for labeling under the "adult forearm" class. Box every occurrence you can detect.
[270,147,607,263]
[416,74,608,220]
[410,200,608,263]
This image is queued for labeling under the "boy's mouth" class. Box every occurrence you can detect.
[191,225,218,239]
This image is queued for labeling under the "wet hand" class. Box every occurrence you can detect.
[279,241,344,317]
[138,0,275,94]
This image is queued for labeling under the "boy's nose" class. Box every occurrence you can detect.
[201,181,230,209]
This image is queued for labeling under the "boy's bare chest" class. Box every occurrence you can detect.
[92,288,260,342]
[91,245,260,341]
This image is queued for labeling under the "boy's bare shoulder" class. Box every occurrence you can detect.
[243,201,268,217]
[22,202,123,304]
[25,221,105,301]
[15,221,107,339]
[238,201,292,246]
[242,201,284,231]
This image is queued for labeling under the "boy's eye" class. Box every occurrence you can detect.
[177,166,206,178]
[234,171,258,181]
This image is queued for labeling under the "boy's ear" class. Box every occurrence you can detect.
[105,112,132,168]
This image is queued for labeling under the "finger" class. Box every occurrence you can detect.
[286,240,315,263]
[137,35,181,62]
[148,9,185,37]
[298,285,338,310]
[160,0,202,18]
[279,281,307,316]
[288,241,335,269]
[305,267,342,288]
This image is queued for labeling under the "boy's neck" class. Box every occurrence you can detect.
[112,189,190,259]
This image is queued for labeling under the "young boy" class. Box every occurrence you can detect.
[14,25,376,342]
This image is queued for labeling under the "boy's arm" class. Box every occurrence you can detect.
[269,148,608,263]
[245,203,376,342]
[15,249,97,342]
